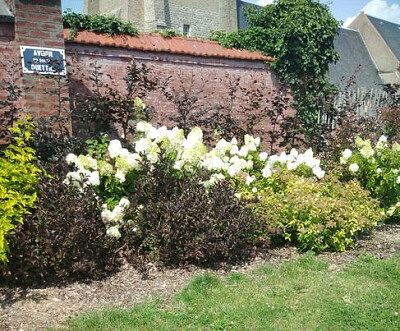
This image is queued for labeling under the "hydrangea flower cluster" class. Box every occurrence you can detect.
[100,197,131,239]
[64,154,100,189]
[263,148,325,180]
[340,135,400,218]
[65,121,326,238]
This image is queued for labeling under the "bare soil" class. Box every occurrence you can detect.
[1,224,399,331]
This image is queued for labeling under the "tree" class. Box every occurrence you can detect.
[211,0,340,143]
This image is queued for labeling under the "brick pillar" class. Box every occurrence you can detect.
[12,0,70,127]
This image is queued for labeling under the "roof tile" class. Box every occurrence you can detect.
[64,29,274,62]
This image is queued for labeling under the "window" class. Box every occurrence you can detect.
[183,24,190,37]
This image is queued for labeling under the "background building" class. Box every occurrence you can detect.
[84,0,254,37]
[348,12,400,85]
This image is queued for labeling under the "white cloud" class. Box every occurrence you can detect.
[343,16,356,28]
[345,0,400,27]
[364,0,400,24]
[256,0,274,6]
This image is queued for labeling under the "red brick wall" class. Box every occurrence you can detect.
[0,0,69,129]
[66,44,293,150]
[0,1,291,150]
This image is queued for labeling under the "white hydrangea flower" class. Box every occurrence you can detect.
[146,150,160,164]
[252,187,258,193]
[106,226,121,239]
[246,160,254,170]
[378,135,387,143]
[290,148,299,158]
[355,136,364,149]
[234,193,241,199]
[126,153,142,170]
[245,175,256,186]
[244,135,260,150]
[349,163,359,173]
[230,145,239,155]
[312,166,325,179]
[215,138,231,153]
[342,149,352,160]
[98,161,114,176]
[377,168,382,174]
[76,155,98,170]
[186,127,203,146]
[101,209,114,223]
[136,121,153,134]
[64,171,83,188]
[135,137,153,154]
[88,171,100,186]
[108,140,123,159]
[262,167,272,178]
[173,160,183,170]
[148,125,168,140]
[119,148,130,158]
[112,205,125,222]
[376,136,388,150]
[287,162,298,171]
[205,173,226,187]
[259,152,268,162]
[228,164,241,177]
[66,153,78,165]
[238,146,249,157]
[167,127,185,147]
[118,197,130,209]
[397,176,400,184]
[278,151,289,163]
[215,173,225,180]
[115,169,126,183]
[202,156,226,171]
[360,144,374,159]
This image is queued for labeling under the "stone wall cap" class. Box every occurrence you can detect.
[64,29,275,62]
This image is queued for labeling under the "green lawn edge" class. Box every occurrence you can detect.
[59,254,400,331]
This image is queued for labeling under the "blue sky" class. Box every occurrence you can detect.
[62,0,400,25]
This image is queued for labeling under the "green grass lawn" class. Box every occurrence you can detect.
[62,254,400,330]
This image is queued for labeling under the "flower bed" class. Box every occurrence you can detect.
[1,118,394,285]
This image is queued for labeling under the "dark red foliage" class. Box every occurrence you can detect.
[1,163,120,287]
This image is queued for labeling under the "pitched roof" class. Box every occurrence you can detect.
[329,28,383,90]
[0,0,13,23]
[64,29,274,62]
[367,14,400,61]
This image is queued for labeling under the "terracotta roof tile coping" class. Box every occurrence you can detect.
[63,29,275,62]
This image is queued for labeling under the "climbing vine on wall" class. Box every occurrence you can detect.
[63,13,139,39]
[210,0,340,144]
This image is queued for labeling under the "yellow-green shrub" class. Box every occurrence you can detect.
[0,119,42,262]
[249,172,382,252]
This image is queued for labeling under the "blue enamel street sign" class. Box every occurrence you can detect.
[20,46,66,75]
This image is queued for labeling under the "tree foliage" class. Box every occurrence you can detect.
[210,0,340,140]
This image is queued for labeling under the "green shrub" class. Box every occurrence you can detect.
[338,136,400,221]
[0,119,42,263]
[249,172,382,252]
[123,159,266,265]
[2,162,120,286]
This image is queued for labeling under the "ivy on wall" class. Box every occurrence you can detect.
[63,13,139,39]
[210,0,340,143]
